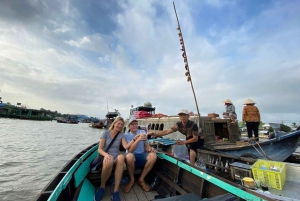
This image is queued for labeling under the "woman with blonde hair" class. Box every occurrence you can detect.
[222,99,237,123]
[94,117,131,201]
[242,99,261,141]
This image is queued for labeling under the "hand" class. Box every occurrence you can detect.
[148,147,156,152]
[176,140,185,145]
[147,131,154,136]
[104,154,113,163]
[138,134,147,141]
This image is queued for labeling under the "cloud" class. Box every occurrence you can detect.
[0,0,299,124]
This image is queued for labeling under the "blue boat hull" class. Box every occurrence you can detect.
[218,130,300,161]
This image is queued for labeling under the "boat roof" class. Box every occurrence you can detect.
[132,106,155,112]
[106,112,118,118]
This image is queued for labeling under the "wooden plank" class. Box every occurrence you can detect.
[155,171,187,195]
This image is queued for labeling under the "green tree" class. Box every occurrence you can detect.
[281,124,291,132]
[291,122,298,129]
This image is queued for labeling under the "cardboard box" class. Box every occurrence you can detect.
[208,113,219,118]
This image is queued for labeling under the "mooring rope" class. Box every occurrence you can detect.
[249,139,273,160]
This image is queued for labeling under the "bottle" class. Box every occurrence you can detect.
[220,161,224,172]
[224,160,229,173]
[215,159,219,170]
[196,156,206,171]
[150,176,159,191]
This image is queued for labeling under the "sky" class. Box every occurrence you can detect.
[0,0,300,125]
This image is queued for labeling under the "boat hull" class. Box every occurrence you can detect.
[215,130,300,161]
[35,143,287,201]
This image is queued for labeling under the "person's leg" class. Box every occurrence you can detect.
[124,153,135,193]
[189,137,203,165]
[113,154,124,192]
[100,157,114,188]
[253,122,259,140]
[223,114,229,119]
[139,152,157,182]
[135,153,156,192]
[94,157,114,201]
[229,113,237,123]
[246,122,253,138]
[189,149,197,165]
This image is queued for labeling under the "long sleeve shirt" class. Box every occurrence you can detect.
[242,105,260,122]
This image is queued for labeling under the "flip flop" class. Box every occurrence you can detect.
[123,180,135,194]
[137,180,150,192]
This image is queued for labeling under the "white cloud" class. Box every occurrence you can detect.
[0,0,299,124]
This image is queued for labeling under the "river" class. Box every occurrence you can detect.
[0,119,104,201]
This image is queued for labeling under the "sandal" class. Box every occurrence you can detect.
[137,179,150,192]
[123,180,135,193]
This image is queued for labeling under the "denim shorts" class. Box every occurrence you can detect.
[134,153,148,168]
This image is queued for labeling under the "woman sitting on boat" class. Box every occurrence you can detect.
[222,99,237,123]
[148,109,204,165]
[93,117,131,201]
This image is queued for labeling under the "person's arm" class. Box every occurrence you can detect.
[242,107,247,124]
[97,138,113,163]
[256,107,261,122]
[122,137,135,150]
[128,134,147,153]
[148,128,174,137]
[177,134,198,145]
[231,105,236,113]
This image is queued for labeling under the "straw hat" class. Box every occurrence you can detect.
[223,99,233,104]
[243,98,256,105]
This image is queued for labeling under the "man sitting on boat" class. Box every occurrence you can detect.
[123,117,157,194]
[148,109,204,165]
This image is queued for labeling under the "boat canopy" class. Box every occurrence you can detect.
[106,112,118,118]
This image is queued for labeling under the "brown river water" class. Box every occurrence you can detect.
[0,119,104,201]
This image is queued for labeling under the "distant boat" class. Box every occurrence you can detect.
[89,120,104,129]
[57,117,78,124]
[103,110,120,128]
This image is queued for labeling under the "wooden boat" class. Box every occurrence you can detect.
[195,149,300,201]
[125,104,300,162]
[35,143,287,201]
[89,120,105,129]
[57,118,78,124]
[104,110,120,128]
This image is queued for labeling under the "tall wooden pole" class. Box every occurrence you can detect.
[173,2,201,125]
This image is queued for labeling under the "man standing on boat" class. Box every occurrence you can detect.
[148,109,204,165]
[123,118,157,194]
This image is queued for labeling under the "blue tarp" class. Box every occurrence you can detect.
[0,103,6,107]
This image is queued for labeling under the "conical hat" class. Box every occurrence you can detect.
[223,99,232,104]
[243,98,256,105]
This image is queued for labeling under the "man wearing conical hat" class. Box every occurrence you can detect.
[222,99,237,123]
[242,99,261,141]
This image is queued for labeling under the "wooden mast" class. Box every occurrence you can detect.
[173,2,201,125]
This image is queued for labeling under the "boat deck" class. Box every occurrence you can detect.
[100,183,159,201]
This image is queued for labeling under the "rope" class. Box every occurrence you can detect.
[249,139,273,160]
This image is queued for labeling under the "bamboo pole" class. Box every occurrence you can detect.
[173,2,201,125]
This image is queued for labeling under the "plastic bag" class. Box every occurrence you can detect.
[172,144,188,160]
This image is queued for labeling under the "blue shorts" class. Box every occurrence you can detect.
[134,153,148,168]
